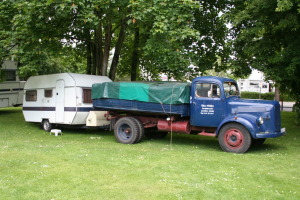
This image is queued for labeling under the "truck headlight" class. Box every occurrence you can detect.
[257,116,264,125]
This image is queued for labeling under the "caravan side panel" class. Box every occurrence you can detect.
[70,87,93,124]
[63,86,78,124]
[22,88,56,123]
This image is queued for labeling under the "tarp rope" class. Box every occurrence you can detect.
[159,82,182,150]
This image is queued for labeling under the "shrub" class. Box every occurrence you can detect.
[293,102,300,125]
[240,92,275,100]
[241,91,296,101]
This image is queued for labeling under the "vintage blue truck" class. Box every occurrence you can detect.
[91,76,285,153]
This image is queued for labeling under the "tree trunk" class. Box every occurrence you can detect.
[275,86,280,101]
[131,28,139,81]
[91,43,96,75]
[86,44,92,74]
[84,28,92,74]
[94,22,103,75]
[109,18,128,81]
[102,20,112,76]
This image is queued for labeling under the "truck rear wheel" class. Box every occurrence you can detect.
[114,117,140,144]
[218,123,251,153]
[41,119,52,132]
[129,117,144,143]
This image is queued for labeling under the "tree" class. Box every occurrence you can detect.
[0,0,132,79]
[1,0,231,82]
[116,0,230,81]
[228,0,300,124]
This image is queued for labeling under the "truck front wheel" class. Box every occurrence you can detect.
[218,123,251,153]
[114,117,140,144]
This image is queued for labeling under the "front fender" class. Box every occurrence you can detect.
[216,114,259,138]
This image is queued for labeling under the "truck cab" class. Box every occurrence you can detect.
[190,76,285,153]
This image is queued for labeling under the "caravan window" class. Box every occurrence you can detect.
[44,89,53,98]
[4,70,17,81]
[26,90,37,102]
[83,88,92,103]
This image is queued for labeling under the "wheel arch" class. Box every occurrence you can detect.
[216,115,259,139]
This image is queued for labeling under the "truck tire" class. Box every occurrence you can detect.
[218,123,251,153]
[129,117,145,143]
[114,117,140,144]
[41,119,52,132]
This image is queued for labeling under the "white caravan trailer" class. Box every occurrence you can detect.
[0,81,25,108]
[0,60,25,108]
[22,73,111,131]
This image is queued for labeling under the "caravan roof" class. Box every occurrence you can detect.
[24,73,111,89]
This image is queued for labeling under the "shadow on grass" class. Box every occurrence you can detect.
[56,126,113,137]
[34,124,286,154]
[144,133,221,151]
[0,108,22,115]
[144,133,286,153]
[248,143,286,153]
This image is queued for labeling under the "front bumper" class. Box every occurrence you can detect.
[256,128,286,138]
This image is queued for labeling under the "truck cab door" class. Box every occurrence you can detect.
[190,82,225,127]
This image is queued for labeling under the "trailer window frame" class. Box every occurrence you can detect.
[44,89,53,98]
[25,90,37,102]
[82,88,92,104]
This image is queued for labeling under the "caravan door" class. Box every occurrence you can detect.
[55,80,65,123]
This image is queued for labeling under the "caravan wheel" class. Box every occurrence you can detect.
[42,119,52,132]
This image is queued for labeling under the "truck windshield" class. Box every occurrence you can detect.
[223,81,240,97]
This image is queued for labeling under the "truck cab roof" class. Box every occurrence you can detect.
[192,76,236,84]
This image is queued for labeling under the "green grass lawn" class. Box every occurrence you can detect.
[0,108,299,200]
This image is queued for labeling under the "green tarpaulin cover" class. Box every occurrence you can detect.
[92,82,191,104]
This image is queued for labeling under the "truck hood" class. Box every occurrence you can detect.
[228,98,280,113]
[228,97,281,132]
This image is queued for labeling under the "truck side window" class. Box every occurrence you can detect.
[83,88,92,103]
[223,81,239,97]
[196,83,220,98]
[44,89,53,98]
[26,90,37,102]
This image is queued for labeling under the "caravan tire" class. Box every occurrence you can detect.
[114,117,140,144]
[42,119,52,132]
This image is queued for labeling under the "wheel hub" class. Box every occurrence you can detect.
[225,129,244,148]
[124,128,131,135]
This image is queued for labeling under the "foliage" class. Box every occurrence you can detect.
[0,0,87,79]
[0,108,299,199]
[293,102,300,125]
[228,0,300,124]
[121,0,231,81]
[241,91,295,102]
[240,92,275,100]
[0,69,5,82]
[0,0,231,81]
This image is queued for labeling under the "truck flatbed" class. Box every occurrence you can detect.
[93,98,190,117]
